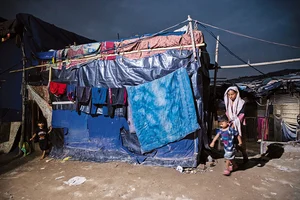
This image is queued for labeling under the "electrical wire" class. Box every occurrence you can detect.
[195,21,267,76]
[193,20,300,49]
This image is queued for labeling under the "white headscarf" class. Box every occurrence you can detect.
[224,86,245,136]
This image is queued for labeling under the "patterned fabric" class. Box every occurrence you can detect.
[126,68,199,153]
[27,85,52,127]
[217,127,238,152]
[224,86,245,136]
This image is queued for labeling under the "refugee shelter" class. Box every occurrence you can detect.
[1,14,212,167]
[0,13,95,153]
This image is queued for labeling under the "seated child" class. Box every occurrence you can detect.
[210,115,242,176]
[30,120,52,160]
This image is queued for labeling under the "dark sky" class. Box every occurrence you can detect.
[1,0,300,79]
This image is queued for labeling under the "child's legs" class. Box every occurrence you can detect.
[225,159,231,169]
[224,150,235,169]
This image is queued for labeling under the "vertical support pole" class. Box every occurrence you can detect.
[48,66,52,83]
[188,15,197,60]
[213,35,220,113]
[260,99,269,154]
[19,41,26,155]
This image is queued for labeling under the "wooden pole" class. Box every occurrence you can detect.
[221,58,300,69]
[9,43,206,74]
[213,35,220,105]
[260,99,269,154]
[188,15,197,60]
[19,41,26,155]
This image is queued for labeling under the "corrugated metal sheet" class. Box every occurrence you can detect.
[272,94,299,125]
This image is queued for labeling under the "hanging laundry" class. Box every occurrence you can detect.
[257,117,269,140]
[107,88,127,118]
[67,85,76,101]
[91,87,108,115]
[76,86,92,113]
[126,68,199,153]
[49,82,67,97]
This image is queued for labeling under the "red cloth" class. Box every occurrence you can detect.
[100,41,116,60]
[49,82,67,96]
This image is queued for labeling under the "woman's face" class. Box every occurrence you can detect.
[227,90,237,101]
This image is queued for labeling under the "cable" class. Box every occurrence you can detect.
[195,21,267,76]
[99,19,189,54]
[193,19,300,49]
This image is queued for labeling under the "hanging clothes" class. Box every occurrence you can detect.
[76,86,92,113]
[257,117,269,140]
[67,84,76,101]
[107,88,127,118]
[49,82,67,97]
[91,87,108,115]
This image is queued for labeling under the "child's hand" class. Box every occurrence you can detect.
[209,142,215,148]
[238,142,242,146]
[29,138,33,141]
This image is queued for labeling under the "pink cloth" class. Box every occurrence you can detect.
[100,41,116,60]
[115,30,204,60]
[257,117,268,140]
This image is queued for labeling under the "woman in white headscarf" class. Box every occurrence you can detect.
[224,86,248,163]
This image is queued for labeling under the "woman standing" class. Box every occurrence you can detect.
[224,86,249,163]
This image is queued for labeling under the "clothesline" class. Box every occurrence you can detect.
[9,43,205,73]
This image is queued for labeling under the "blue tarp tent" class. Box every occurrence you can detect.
[0,13,95,122]
[36,29,211,167]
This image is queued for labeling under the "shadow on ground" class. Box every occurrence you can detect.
[0,148,38,175]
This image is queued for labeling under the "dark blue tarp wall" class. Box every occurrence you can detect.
[0,13,95,122]
[51,109,198,167]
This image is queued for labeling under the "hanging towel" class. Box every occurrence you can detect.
[49,82,67,96]
[126,68,199,153]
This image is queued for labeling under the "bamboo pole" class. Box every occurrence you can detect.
[9,43,206,73]
[260,99,269,154]
[19,41,26,155]
[221,58,300,69]
[188,15,197,60]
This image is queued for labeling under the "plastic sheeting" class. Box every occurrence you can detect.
[126,68,199,153]
[48,42,207,167]
[50,110,198,167]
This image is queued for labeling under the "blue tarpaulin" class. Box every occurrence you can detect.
[127,68,199,153]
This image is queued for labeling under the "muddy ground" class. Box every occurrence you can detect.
[0,146,300,200]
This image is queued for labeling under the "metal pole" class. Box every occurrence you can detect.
[188,15,197,60]
[19,41,26,155]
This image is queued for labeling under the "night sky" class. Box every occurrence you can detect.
[1,0,300,79]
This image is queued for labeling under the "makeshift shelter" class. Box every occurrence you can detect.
[0,13,95,152]
[225,70,300,143]
[26,22,212,167]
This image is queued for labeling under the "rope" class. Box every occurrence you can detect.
[195,20,267,76]
[193,19,300,49]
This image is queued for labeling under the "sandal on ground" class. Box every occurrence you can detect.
[228,165,238,172]
[223,169,231,176]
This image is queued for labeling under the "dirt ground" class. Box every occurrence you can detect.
[0,146,300,200]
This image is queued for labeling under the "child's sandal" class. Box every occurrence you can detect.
[228,165,238,172]
[223,169,231,176]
